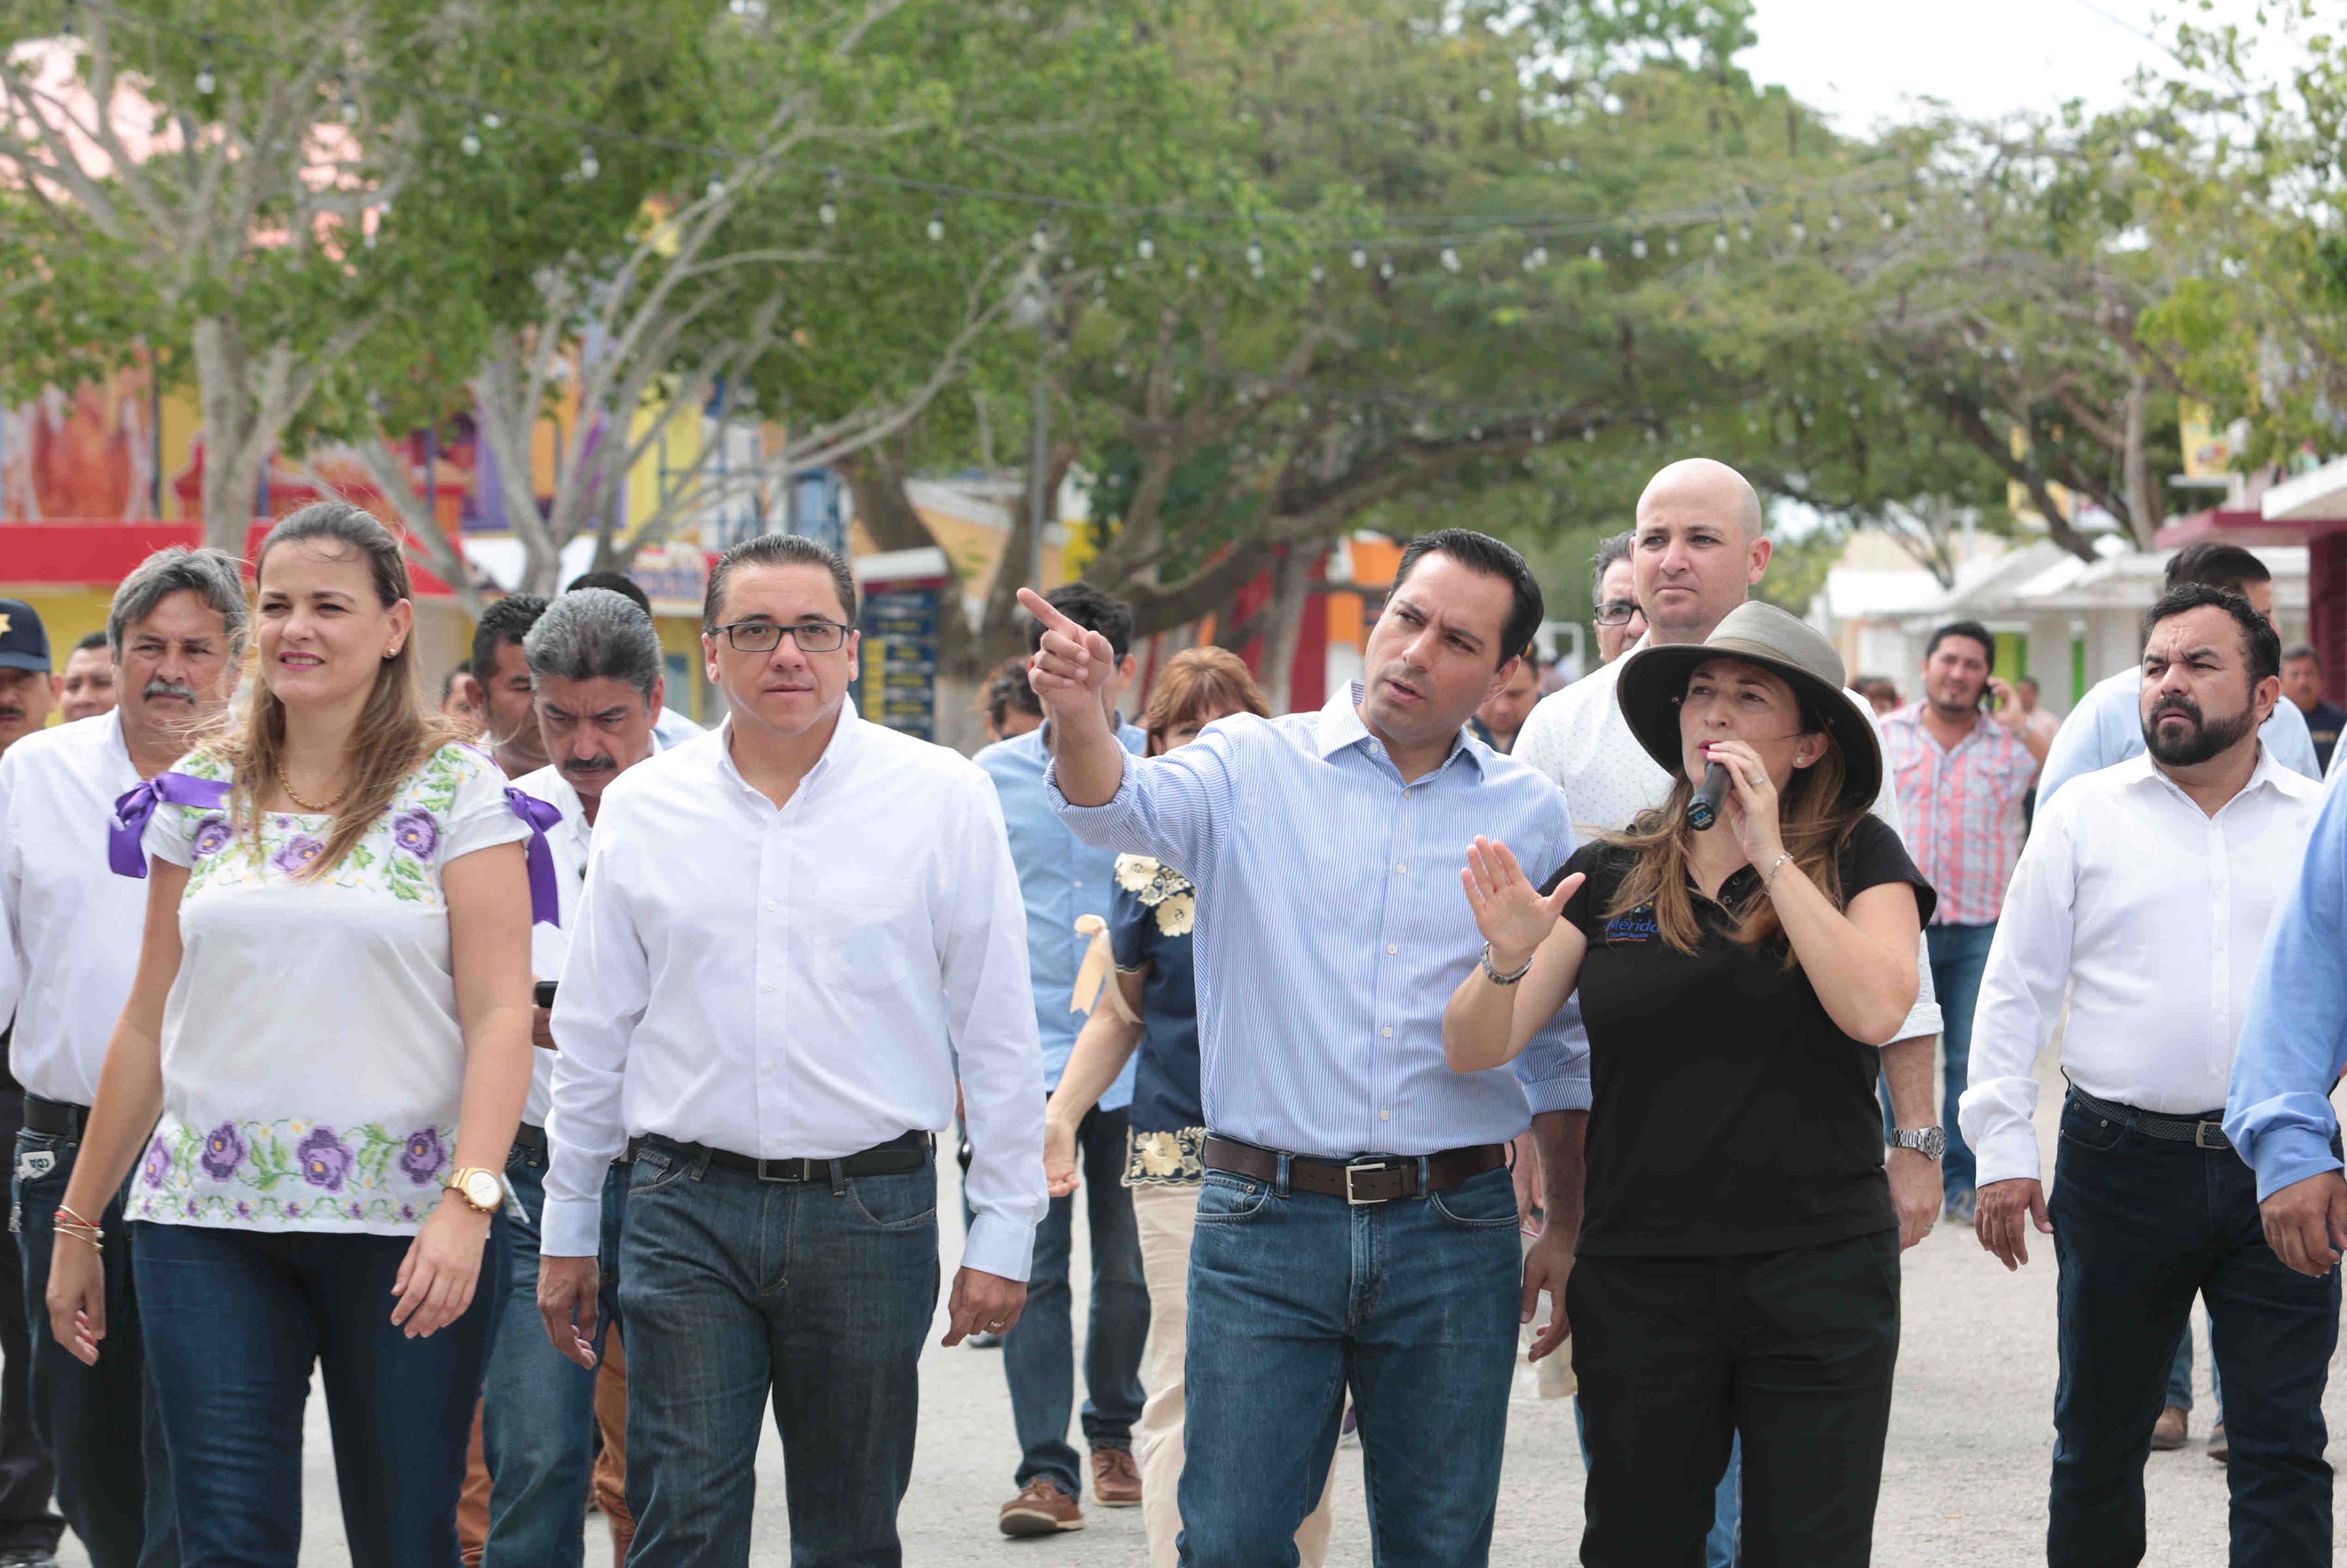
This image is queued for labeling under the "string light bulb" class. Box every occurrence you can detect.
[338,80,359,122]
[481,111,501,130]
[1351,246,1368,269]
[1245,233,1264,270]
[1664,233,1679,257]
[1714,225,1730,253]
[194,61,216,96]
[1630,233,1648,259]
[706,176,726,201]
[461,122,482,157]
[1587,240,1603,263]
[1439,246,1460,273]
[1790,212,1807,244]
[926,210,944,242]
[578,146,599,180]
[1136,229,1155,261]
[1030,220,1050,252]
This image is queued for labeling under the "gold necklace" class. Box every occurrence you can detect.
[276,762,345,813]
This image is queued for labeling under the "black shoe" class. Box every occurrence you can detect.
[0,1548,61,1567]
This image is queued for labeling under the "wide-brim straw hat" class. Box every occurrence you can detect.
[1613,600,1881,815]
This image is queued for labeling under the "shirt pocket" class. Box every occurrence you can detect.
[814,884,928,993]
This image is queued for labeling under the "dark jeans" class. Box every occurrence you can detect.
[2165,1315,2223,1418]
[0,1096,62,1558]
[133,1217,507,1568]
[617,1137,940,1568]
[2047,1096,2336,1567]
[1178,1160,1523,1566]
[480,1147,628,1567]
[13,1126,176,1568]
[1004,1101,1147,1498]
[1571,1231,1901,1568]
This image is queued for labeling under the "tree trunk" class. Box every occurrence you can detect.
[191,318,272,555]
[1255,544,1316,715]
[2120,369,2159,551]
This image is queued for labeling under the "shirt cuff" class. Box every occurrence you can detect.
[1521,1067,1592,1115]
[960,1212,1038,1283]
[1043,750,1135,829]
[1892,998,1942,1042]
[540,1193,605,1259]
[2247,1125,2347,1205]
[1969,1127,2043,1188]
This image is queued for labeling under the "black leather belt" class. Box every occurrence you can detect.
[2067,1086,2231,1150]
[1202,1134,1505,1204]
[628,1129,930,1183]
[23,1094,86,1139]
[512,1122,549,1162]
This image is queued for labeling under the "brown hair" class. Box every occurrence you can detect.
[1601,675,1863,966]
[204,502,463,877]
[1141,647,1270,754]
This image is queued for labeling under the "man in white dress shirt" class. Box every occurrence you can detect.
[467,589,665,1563]
[538,534,1047,1567]
[0,549,246,1568]
[1963,584,2331,1568]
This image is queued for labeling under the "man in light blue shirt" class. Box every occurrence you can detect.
[1027,529,1578,1567]
[974,584,1151,1535]
[2038,543,2320,809]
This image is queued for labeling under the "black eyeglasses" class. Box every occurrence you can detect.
[712,620,853,653]
[1593,600,1642,627]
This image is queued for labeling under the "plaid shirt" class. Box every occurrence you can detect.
[1881,703,2041,926]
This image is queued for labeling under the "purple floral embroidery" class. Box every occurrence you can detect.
[348,1202,364,1219]
[191,816,233,859]
[398,1129,446,1185]
[199,1122,245,1181]
[296,1128,353,1192]
[391,809,440,859]
[185,1198,199,1218]
[234,1201,253,1220]
[140,1138,171,1188]
[285,1201,301,1218]
[270,835,326,877]
[399,1203,418,1222]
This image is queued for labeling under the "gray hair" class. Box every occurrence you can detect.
[1590,529,1635,604]
[523,588,664,702]
[108,546,250,657]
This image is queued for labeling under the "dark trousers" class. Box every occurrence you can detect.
[1002,1101,1147,1498]
[133,1218,507,1568]
[0,1094,61,1557]
[13,1126,176,1568]
[1570,1230,1901,1568]
[2047,1096,2337,1567]
[618,1139,940,1568]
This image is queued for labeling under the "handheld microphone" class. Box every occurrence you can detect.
[1686,760,1732,831]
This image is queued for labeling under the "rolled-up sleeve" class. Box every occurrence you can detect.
[1514,800,1588,1113]
[943,774,1050,1281]
[542,814,650,1258]
[2227,776,2347,1199]
[1957,805,2076,1186]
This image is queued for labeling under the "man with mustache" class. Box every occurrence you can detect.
[1965,584,2328,1567]
[0,604,54,758]
[0,551,246,1567]
[58,634,116,725]
[463,589,668,1567]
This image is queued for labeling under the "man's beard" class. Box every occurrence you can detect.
[2144,695,2258,767]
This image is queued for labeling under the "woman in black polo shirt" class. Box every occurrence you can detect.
[1443,601,1932,1568]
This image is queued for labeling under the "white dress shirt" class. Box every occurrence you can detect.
[0,711,144,1105]
[508,764,593,1129]
[1510,640,1943,1047]
[1959,747,2323,1186]
[541,709,1047,1279]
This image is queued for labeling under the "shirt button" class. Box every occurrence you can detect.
[760,981,775,994]
[1380,1108,1391,1121]
[1072,880,1083,889]
[1386,943,1398,955]
[1395,862,1407,874]
[764,900,778,912]
[1382,1026,1394,1039]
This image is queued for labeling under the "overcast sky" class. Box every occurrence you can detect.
[1740,0,2273,131]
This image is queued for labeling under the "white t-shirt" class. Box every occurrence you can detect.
[135,742,529,1235]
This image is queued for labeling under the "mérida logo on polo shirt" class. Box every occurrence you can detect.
[1602,908,1658,944]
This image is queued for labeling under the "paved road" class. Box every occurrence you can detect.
[54,1053,2345,1563]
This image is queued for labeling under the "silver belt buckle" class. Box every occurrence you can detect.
[2194,1120,2226,1150]
[1345,1160,1392,1205]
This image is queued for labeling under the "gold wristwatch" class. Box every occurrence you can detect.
[445,1166,504,1214]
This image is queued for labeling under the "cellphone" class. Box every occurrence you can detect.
[534,980,559,1009]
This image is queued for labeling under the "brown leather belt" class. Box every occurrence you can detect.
[1202,1134,1505,1205]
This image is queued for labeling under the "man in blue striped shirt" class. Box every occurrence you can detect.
[1026,530,1578,1566]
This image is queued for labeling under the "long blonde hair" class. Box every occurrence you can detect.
[1601,691,1863,967]
[204,502,463,877]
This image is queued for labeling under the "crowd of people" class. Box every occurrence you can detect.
[0,457,2340,1568]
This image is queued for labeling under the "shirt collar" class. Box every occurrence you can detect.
[2125,741,2292,804]
[714,700,860,803]
[1315,682,1486,779]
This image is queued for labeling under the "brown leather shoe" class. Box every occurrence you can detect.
[2150,1406,2189,1451]
[1091,1447,1142,1508]
[1000,1477,1085,1536]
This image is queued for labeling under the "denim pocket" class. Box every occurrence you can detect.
[10,1131,67,1236]
[2058,1101,2127,1154]
[1193,1171,1271,1223]
[629,1145,692,1195]
[845,1168,937,1231]
[1429,1166,1522,1230]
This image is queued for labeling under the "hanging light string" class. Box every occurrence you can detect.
[33,0,2074,266]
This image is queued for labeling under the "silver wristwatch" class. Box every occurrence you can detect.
[1888,1126,1946,1160]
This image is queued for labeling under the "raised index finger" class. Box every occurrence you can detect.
[1017,587,1080,637]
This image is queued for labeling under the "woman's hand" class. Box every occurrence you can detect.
[1703,738,1786,870]
[1461,837,1581,970]
[45,1228,107,1367]
[391,1195,494,1338]
[1043,1114,1081,1199]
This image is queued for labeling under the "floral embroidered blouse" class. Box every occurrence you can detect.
[131,743,530,1236]
[1109,853,1206,1187]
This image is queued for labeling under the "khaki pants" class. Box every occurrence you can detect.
[1132,1181,1337,1568]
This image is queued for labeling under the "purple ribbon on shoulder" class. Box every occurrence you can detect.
[504,787,563,927]
[109,772,233,879]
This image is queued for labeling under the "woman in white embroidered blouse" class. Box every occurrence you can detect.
[46,503,536,1568]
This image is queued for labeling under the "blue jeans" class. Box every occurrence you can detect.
[13,1126,177,1568]
[617,1137,940,1567]
[133,1217,508,1568]
[1178,1159,1522,1566]
[2048,1096,2335,1566]
[1574,1401,1740,1566]
[1003,1100,1147,1497]
[2165,1316,2224,1418]
[480,1148,628,1567]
